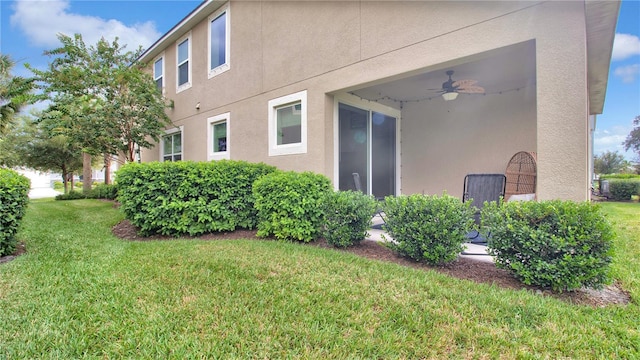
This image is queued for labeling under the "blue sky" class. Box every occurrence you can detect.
[1,0,639,159]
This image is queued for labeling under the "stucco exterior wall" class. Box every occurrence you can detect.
[400,87,537,198]
[140,0,593,201]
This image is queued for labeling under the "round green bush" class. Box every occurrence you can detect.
[607,179,640,201]
[481,200,615,292]
[322,190,378,248]
[382,193,475,265]
[0,168,30,256]
[253,171,332,242]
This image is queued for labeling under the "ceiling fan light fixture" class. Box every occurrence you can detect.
[442,92,458,101]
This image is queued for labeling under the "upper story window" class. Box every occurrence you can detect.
[207,112,230,161]
[268,90,307,156]
[153,56,164,94]
[161,127,183,162]
[208,6,230,78]
[176,33,192,92]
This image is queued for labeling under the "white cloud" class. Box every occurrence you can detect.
[10,0,161,51]
[612,33,640,61]
[614,64,640,83]
[594,125,634,158]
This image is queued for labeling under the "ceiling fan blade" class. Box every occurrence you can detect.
[457,86,485,94]
[452,79,478,88]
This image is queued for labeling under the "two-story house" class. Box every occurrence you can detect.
[138,0,619,201]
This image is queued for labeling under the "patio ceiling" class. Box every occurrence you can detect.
[350,41,537,108]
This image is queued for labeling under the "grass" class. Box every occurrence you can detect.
[1,199,639,358]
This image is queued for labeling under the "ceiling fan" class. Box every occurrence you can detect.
[434,70,485,101]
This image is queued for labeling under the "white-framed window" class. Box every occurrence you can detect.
[176,33,192,92]
[268,90,307,156]
[161,127,183,162]
[208,5,230,78]
[207,112,230,160]
[153,54,164,94]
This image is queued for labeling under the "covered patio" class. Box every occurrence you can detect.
[333,40,537,199]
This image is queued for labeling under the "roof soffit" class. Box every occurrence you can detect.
[585,0,621,115]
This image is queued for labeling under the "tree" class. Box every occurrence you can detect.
[0,114,84,193]
[624,115,640,161]
[0,54,34,136]
[28,34,171,191]
[594,150,625,175]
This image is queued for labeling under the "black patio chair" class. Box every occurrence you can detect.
[462,173,506,245]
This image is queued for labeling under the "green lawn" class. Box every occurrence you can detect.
[1,199,638,358]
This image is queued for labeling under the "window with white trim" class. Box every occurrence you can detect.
[207,113,230,160]
[268,90,307,156]
[161,128,183,162]
[176,33,191,92]
[153,55,164,94]
[208,6,230,78]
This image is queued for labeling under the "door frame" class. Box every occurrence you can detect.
[333,92,401,195]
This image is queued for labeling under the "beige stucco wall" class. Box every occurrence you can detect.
[401,86,537,198]
[141,0,592,201]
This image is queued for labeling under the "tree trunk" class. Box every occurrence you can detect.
[83,152,92,195]
[69,173,74,191]
[62,166,69,194]
[104,154,111,185]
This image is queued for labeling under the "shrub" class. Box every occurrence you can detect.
[600,174,640,180]
[55,190,86,200]
[482,200,614,292]
[253,171,332,242]
[607,179,640,201]
[382,193,475,265]
[117,160,277,236]
[322,190,378,248]
[0,168,30,256]
[87,183,118,200]
[53,180,64,191]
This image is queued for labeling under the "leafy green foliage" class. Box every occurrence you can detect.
[29,34,172,162]
[1,200,640,358]
[482,200,615,292]
[253,171,332,242]
[55,190,87,201]
[624,115,640,160]
[607,179,640,201]
[594,150,626,175]
[0,168,30,256]
[87,183,118,200]
[601,174,640,179]
[0,115,83,193]
[117,160,277,236]
[0,54,34,136]
[322,190,378,248]
[382,194,475,265]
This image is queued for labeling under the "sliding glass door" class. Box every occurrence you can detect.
[338,102,397,198]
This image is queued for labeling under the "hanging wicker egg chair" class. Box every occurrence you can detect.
[504,151,537,201]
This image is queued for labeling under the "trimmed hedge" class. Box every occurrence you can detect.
[117,160,277,236]
[0,168,30,256]
[482,200,614,292]
[88,183,118,200]
[55,190,86,200]
[382,194,475,265]
[322,190,378,248]
[607,179,640,201]
[253,171,332,242]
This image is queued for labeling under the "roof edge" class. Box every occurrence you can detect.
[137,0,226,64]
[585,0,621,115]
